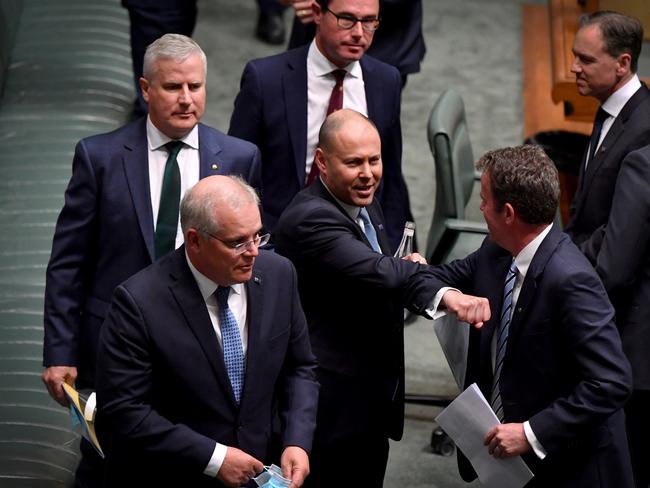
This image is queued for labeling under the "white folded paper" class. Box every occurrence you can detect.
[435,383,534,488]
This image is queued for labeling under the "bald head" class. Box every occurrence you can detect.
[318,109,379,153]
[181,175,260,236]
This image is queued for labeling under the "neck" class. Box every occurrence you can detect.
[599,72,634,103]
[508,223,550,256]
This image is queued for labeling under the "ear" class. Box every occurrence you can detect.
[315,147,328,175]
[616,53,632,76]
[503,202,516,224]
[185,228,201,254]
[139,77,150,104]
[312,1,323,26]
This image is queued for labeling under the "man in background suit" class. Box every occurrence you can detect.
[229,0,412,252]
[96,175,319,487]
[275,109,487,488]
[579,144,650,487]
[566,13,650,486]
[431,145,633,487]
[565,10,650,245]
[42,34,260,487]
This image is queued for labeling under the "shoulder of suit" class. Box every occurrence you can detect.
[253,249,295,276]
[79,117,145,148]
[245,45,308,71]
[198,123,258,153]
[360,53,401,78]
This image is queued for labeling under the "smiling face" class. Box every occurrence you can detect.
[140,52,206,139]
[317,115,382,207]
[571,24,629,102]
[313,0,379,68]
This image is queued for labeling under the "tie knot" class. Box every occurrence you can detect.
[358,207,371,226]
[215,286,231,307]
[165,140,184,158]
[595,107,610,124]
[332,69,346,84]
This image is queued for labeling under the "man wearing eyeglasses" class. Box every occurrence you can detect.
[229,0,412,254]
[96,175,319,488]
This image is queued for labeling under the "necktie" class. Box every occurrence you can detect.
[306,69,347,186]
[490,260,518,422]
[586,107,609,167]
[154,140,184,260]
[358,207,381,253]
[215,286,245,404]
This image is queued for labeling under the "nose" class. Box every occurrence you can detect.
[350,20,364,38]
[178,84,192,104]
[358,161,372,178]
[570,58,580,74]
[242,241,260,257]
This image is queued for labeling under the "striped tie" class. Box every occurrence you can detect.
[490,260,518,422]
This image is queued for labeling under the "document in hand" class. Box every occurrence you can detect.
[435,383,533,488]
[62,382,104,458]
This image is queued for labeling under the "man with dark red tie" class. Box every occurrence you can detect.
[229,0,412,252]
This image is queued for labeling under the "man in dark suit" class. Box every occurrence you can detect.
[431,145,634,487]
[578,144,650,487]
[565,11,650,246]
[42,34,260,486]
[96,175,319,487]
[229,0,412,252]
[274,109,487,488]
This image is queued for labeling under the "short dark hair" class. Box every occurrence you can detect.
[477,145,559,225]
[579,10,643,72]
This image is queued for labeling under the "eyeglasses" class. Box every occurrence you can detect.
[201,230,271,255]
[324,7,380,32]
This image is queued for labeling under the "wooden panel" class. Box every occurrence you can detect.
[600,0,650,40]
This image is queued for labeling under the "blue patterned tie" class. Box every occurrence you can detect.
[490,260,518,422]
[215,286,245,404]
[358,207,381,253]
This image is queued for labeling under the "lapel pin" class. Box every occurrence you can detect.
[253,276,261,283]
[211,163,218,170]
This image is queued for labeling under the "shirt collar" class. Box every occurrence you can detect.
[146,116,200,151]
[513,223,553,279]
[319,176,363,221]
[307,39,362,80]
[602,74,641,117]
[185,250,244,303]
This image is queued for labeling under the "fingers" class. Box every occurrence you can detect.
[42,366,77,407]
[401,252,427,264]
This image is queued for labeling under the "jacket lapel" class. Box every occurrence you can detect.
[198,123,225,178]
[122,119,155,262]
[283,48,309,188]
[168,248,239,407]
[240,268,264,407]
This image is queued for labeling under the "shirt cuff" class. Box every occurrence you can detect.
[425,287,461,319]
[203,442,228,477]
[523,421,547,460]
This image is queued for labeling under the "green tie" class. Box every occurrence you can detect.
[154,140,184,260]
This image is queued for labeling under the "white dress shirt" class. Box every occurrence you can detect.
[186,253,249,477]
[306,40,367,178]
[588,74,642,164]
[147,117,200,249]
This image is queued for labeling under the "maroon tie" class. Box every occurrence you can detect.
[307,69,347,185]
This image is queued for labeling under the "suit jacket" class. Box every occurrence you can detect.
[274,180,444,440]
[228,45,411,252]
[580,145,650,389]
[566,83,650,245]
[430,227,633,487]
[43,118,261,388]
[96,248,319,487]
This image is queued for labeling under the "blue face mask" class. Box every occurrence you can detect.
[253,464,291,488]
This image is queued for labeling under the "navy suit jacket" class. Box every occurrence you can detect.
[566,84,650,245]
[96,248,318,487]
[228,46,411,252]
[275,180,444,440]
[580,145,650,390]
[43,118,261,388]
[430,227,633,487]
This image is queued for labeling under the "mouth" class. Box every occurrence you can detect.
[353,184,374,198]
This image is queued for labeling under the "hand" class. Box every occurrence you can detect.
[401,252,427,264]
[290,0,315,24]
[442,290,490,328]
[42,366,77,407]
[484,423,530,458]
[217,447,264,487]
[281,446,310,488]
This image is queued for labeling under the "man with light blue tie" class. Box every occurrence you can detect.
[96,176,319,487]
[274,109,486,488]
[430,145,634,487]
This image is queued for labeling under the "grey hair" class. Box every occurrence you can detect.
[143,33,207,80]
[477,145,559,225]
[180,176,260,236]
